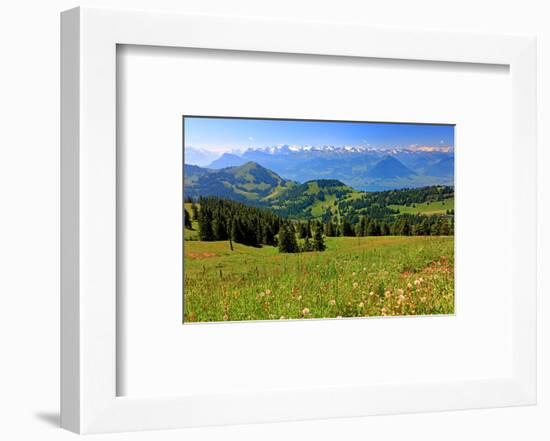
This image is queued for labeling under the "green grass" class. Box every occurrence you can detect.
[183,235,454,322]
[389,197,454,215]
[310,194,337,217]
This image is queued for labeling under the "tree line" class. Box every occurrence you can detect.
[191,196,281,247]
[335,185,454,223]
[321,213,453,237]
[185,196,453,254]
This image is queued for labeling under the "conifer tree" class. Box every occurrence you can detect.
[278,222,299,253]
[301,236,314,252]
[198,205,214,241]
[325,220,336,237]
[358,216,368,236]
[191,202,199,220]
[313,224,326,251]
[298,222,309,239]
[184,208,192,229]
[341,219,354,236]
[367,219,380,236]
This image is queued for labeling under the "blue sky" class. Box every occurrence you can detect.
[184,117,455,153]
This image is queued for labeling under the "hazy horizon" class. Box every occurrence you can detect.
[184,117,455,155]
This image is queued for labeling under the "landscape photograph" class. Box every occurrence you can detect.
[183,116,455,323]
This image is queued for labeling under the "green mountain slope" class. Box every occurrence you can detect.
[184,161,454,221]
[184,161,296,204]
[268,179,361,219]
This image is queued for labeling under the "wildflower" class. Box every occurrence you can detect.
[369,291,375,297]
[280,316,286,320]
[420,296,426,303]
[384,290,392,298]
[259,291,265,297]
[398,294,406,304]
[407,282,413,289]
[302,307,310,316]
[329,299,336,306]
[397,288,404,295]
[381,307,387,316]
[297,295,302,301]
[358,302,364,308]
[223,314,229,321]
[352,272,357,277]
[363,267,367,272]
[265,289,272,296]
[353,282,359,289]
[414,279,421,286]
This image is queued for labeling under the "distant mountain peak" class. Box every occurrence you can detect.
[185,146,221,167]
[208,152,247,169]
[243,144,454,155]
[368,156,416,179]
[244,144,378,155]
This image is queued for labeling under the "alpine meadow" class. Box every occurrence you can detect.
[183,117,455,323]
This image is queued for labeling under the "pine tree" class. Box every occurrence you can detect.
[301,236,314,252]
[325,220,336,237]
[298,222,309,239]
[358,216,368,236]
[198,206,214,241]
[212,217,226,241]
[184,208,192,229]
[367,219,379,236]
[436,217,450,235]
[191,202,199,220]
[313,224,326,251]
[278,223,299,253]
[341,219,354,236]
[402,219,411,236]
[230,218,237,246]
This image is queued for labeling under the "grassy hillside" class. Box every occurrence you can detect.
[184,162,296,204]
[184,235,454,322]
[269,179,361,219]
[184,162,454,223]
[390,197,454,215]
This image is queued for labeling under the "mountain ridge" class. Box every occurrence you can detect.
[201,144,453,191]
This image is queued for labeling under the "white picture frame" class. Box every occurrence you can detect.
[60,7,537,434]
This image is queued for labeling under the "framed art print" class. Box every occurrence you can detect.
[61,7,537,434]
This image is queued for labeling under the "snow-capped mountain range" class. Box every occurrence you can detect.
[243,144,453,155]
[185,144,454,191]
